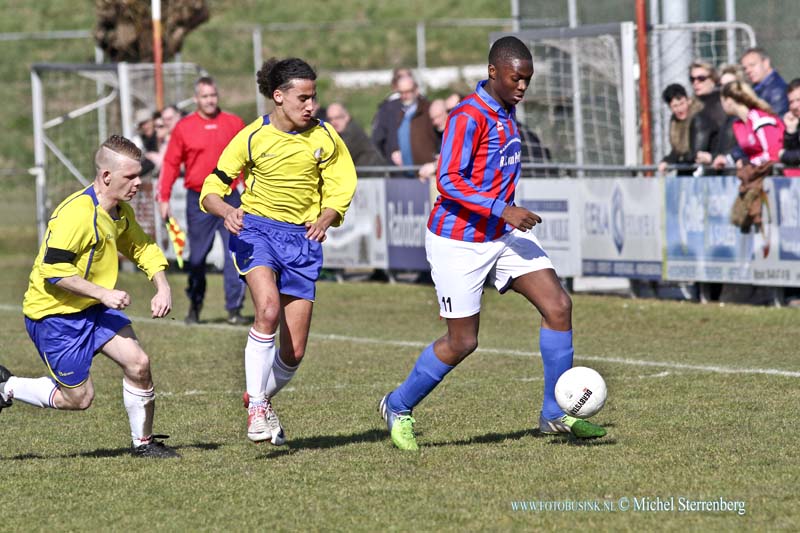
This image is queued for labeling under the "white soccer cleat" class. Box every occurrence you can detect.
[265,399,286,446]
[247,403,270,442]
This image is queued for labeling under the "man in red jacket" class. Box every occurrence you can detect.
[158,76,247,324]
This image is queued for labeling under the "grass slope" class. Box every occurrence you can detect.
[0,1,507,173]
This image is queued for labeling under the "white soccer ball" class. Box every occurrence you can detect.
[555,366,607,419]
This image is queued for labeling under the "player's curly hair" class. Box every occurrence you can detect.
[488,36,532,66]
[256,58,317,100]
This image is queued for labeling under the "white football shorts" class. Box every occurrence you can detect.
[425,228,554,318]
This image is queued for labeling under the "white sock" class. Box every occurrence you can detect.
[3,376,58,408]
[245,328,276,403]
[265,353,299,398]
[123,380,155,447]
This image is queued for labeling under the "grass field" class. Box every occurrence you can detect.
[1,182,798,530]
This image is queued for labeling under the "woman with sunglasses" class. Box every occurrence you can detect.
[688,61,728,169]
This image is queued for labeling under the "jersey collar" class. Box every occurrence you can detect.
[84,185,99,205]
[475,80,515,119]
[263,114,323,135]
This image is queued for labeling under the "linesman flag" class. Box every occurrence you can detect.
[165,216,186,269]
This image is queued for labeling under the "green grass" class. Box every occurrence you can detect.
[3,4,800,529]
[0,181,798,530]
[2,278,798,530]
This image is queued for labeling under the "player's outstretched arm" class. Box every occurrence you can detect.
[150,270,172,318]
[55,275,131,310]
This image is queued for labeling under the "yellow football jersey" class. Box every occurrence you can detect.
[23,186,167,320]
[200,116,356,226]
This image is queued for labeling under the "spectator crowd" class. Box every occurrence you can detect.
[658,46,800,177]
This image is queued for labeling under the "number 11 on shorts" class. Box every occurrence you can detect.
[441,296,452,313]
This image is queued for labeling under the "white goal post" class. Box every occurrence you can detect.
[30,61,203,247]
[491,20,756,168]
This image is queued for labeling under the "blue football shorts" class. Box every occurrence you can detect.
[24,304,131,387]
[229,214,323,301]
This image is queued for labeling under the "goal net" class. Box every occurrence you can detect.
[496,23,638,173]
[31,62,203,243]
[495,21,756,171]
[649,22,757,163]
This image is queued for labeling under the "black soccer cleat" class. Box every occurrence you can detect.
[0,365,14,414]
[227,309,249,326]
[132,434,180,458]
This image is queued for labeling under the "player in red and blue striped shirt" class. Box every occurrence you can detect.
[428,78,524,243]
[379,36,607,450]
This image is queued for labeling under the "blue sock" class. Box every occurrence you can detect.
[388,343,454,414]
[540,328,574,420]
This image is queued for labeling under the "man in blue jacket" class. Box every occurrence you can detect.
[741,47,788,115]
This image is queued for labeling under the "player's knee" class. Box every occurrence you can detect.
[75,391,94,410]
[63,387,94,410]
[450,334,479,358]
[125,352,152,384]
[545,292,573,328]
[253,304,280,332]
[557,291,573,316]
[281,345,305,365]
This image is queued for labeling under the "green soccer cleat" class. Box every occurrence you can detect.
[539,412,607,439]
[379,394,419,451]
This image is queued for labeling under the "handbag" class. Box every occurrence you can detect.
[730,162,772,231]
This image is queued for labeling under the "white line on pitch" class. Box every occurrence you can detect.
[1,303,797,378]
[311,332,800,378]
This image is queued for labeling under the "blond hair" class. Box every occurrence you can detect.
[721,80,773,114]
[718,63,745,84]
[689,60,719,83]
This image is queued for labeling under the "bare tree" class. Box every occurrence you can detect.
[94,0,210,62]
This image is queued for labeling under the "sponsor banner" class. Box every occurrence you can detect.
[582,259,662,278]
[664,175,743,280]
[750,177,800,286]
[773,178,800,261]
[322,176,800,286]
[324,179,388,268]
[580,178,662,279]
[517,179,581,277]
[385,179,431,270]
[664,176,800,286]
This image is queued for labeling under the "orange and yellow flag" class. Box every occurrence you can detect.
[165,216,186,269]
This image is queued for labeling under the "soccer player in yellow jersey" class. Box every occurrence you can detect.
[0,135,179,458]
[201,58,356,444]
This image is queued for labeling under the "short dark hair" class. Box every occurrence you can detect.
[741,46,769,62]
[194,76,216,93]
[256,58,317,100]
[488,36,532,66]
[662,83,688,104]
[788,78,800,94]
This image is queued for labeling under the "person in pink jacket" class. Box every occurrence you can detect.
[720,80,784,167]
